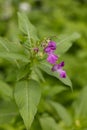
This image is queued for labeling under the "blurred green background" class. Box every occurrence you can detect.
[0,0,87,130]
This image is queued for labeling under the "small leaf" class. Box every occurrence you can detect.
[34,66,45,82]
[49,101,72,126]
[0,101,18,124]
[39,62,72,89]
[14,80,41,130]
[18,12,38,43]
[0,80,13,100]
[17,64,30,81]
[39,115,58,130]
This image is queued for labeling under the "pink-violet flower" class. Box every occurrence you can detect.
[47,53,58,64]
[43,39,66,78]
[44,46,53,54]
[58,69,66,78]
[48,41,56,50]
[44,41,56,54]
[52,62,66,78]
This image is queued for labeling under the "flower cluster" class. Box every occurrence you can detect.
[44,41,66,78]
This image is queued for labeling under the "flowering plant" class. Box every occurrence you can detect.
[0,12,80,130]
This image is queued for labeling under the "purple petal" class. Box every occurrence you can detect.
[44,46,54,54]
[58,69,66,78]
[52,61,65,71]
[57,61,65,69]
[60,61,65,67]
[47,53,58,64]
[52,64,59,71]
[48,41,56,50]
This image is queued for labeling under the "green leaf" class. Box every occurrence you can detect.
[39,115,57,130]
[30,118,42,130]
[49,101,72,126]
[0,80,13,100]
[34,66,45,82]
[39,115,64,130]
[39,62,72,89]
[0,101,18,124]
[14,80,41,130]
[17,64,30,81]
[56,42,72,55]
[56,33,80,55]
[0,37,29,63]
[18,12,38,43]
[0,37,24,54]
[73,86,87,119]
[47,85,67,97]
[0,52,29,63]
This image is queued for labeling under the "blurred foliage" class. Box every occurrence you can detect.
[0,0,87,130]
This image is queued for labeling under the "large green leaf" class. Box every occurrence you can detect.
[39,62,72,89]
[56,42,72,55]
[0,52,29,63]
[0,101,18,124]
[14,80,41,130]
[49,101,72,126]
[0,37,29,63]
[0,37,24,53]
[56,33,80,55]
[0,80,13,100]
[18,12,38,43]
[40,115,64,130]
